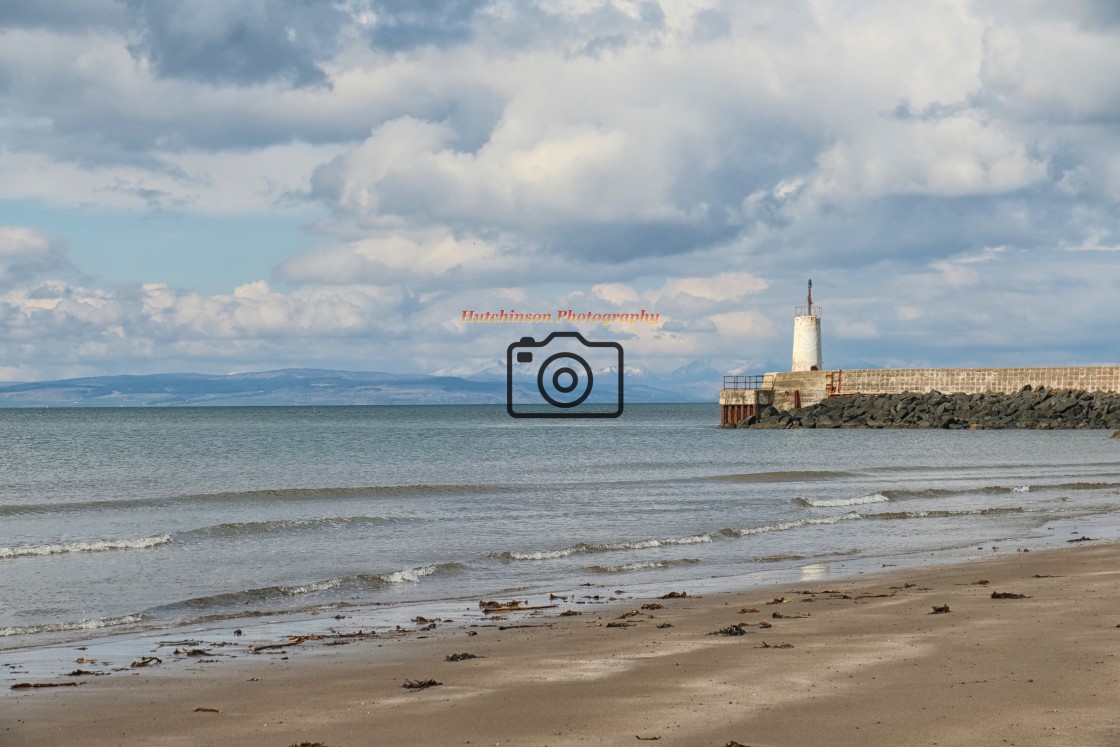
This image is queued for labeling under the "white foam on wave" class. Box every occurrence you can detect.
[0,614,144,637]
[587,558,702,573]
[505,533,712,561]
[800,493,890,508]
[280,578,343,596]
[0,534,172,560]
[382,565,439,584]
[1012,485,1030,493]
[728,512,862,537]
[657,534,712,547]
[509,547,580,561]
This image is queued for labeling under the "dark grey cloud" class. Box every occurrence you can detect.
[0,1,774,163]
[975,0,1120,29]
[124,0,347,87]
[364,0,486,52]
[0,29,510,169]
[325,0,677,59]
[741,192,1069,272]
[462,0,672,55]
[0,0,127,31]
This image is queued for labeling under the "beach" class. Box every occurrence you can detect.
[6,540,1120,746]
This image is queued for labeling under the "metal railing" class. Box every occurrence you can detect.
[722,374,769,390]
[794,305,822,317]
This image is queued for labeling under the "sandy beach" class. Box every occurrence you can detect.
[5,540,1120,747]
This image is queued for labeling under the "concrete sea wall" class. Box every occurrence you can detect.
[737,388,1120,430]
[765,366,1120,411]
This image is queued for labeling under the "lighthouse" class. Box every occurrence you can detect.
[791,279,822,372]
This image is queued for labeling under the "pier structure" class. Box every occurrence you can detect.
[719,282,1120,426]
[718,374,774,427]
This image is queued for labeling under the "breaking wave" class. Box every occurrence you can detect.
[494,534,712,561]
[0,535,171,560]
[586,558,702,573]
[794,493,890,508]
[159,563,464,611]
[0,614,145,637]
[864,507,1026,520]
[865,481,1120,501]
[980,485,1029,495]
[722,512,863,537]
[377,564,453,584]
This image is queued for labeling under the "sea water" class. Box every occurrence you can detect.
[2,404,1120,657]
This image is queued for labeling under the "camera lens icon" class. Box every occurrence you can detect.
[537,352,593,408]
[506,332,623,419]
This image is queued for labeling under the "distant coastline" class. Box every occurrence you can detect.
[0,366,716,407]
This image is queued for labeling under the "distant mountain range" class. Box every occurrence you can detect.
[0,361,732,407]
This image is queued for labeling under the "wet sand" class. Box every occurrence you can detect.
[6,541,1120,746]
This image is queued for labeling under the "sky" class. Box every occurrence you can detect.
[1,0,1118,383]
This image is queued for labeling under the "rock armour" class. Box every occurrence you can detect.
[727,387,1120,430]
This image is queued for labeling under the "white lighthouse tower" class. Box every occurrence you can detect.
[791,279,823,372]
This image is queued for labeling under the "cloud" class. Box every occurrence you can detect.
[276,228,510,286]
[0,277,415,378]
[1,1,1120,380]
[810,114,1047,200]
[363,0,486,52]
[0,143,340,213]
[0,226,73,286]
[0,0,126,31]
[124,0,347,87]
[658,272,768,303]
[140,280,406,339]
[706,310,778,340]
[294,1,1065,271]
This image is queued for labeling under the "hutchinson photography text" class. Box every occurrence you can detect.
[461,309,661,326]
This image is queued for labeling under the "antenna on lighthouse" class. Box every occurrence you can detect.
[807,278,812,309]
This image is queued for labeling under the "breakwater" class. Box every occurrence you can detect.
[727,387,1120,429]
[763,366,1120,411]
[720,366,1120,425]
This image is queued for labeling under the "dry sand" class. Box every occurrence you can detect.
[6,542,1120,746]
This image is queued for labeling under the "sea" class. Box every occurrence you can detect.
[3,404,1120,677]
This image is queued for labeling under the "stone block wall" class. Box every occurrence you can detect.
[834,367,1120,397]
[760,366,1120,411]
[767,371,831,410]
[718,389,775,406]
